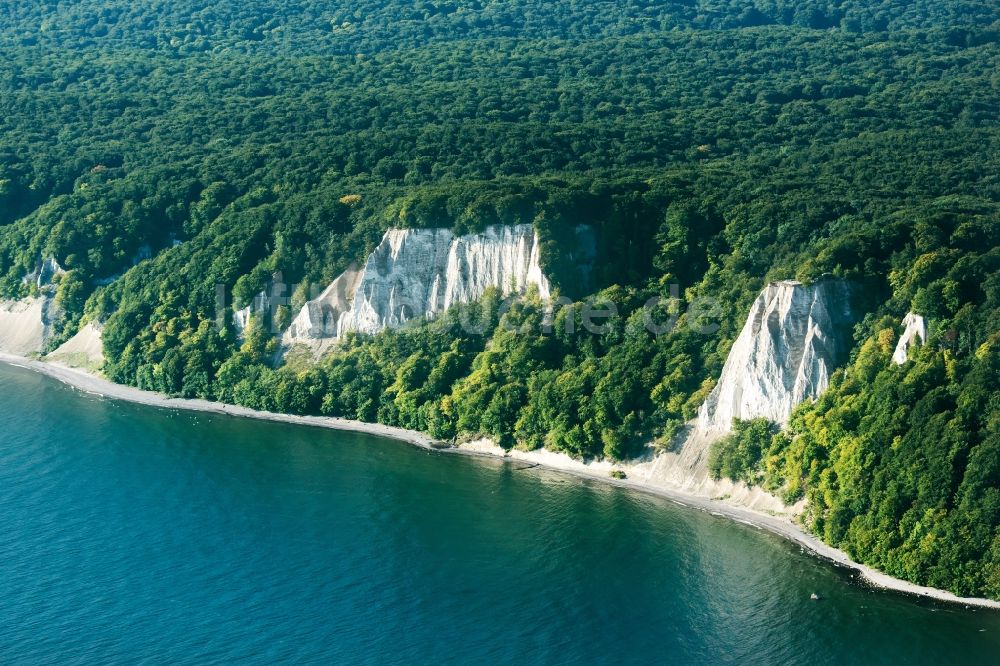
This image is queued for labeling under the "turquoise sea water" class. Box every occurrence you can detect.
[1,363,998,665]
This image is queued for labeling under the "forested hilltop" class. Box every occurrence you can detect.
[4,0,997,52]
[1,2,998,598]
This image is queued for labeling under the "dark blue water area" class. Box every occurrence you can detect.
[1,363,998,664]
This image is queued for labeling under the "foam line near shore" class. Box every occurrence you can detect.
[2,352,998,611]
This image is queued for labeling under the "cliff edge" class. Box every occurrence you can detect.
[633,279,857,513]
[283,224,551,354]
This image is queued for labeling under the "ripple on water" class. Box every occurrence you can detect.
[0,363,999,664]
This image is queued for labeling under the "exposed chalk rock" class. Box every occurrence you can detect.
[438,225,551,314]
[697,279,855,433]
[48,322,104,369]
[233,272,288,336]
[892,313,927,365]
[282,266,362,353]
[341,225,550,335]
[233,291,275,335]
[336,226,456,336]
[0,258,66,355]
[24,256,65,290]
[592,279,857,514]
[461,281,857,515]
[282,224,552,352]
[0,298,50,355]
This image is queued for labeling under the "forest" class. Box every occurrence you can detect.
[1,2,998,597]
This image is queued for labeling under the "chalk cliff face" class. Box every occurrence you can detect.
[25,257,65,290]
[233,291,276,335]
[282,266,362,346]
[0,298,50,355]
[283,224,551,351]
[0,257,65,356]
[48,322,104,369]
[0,256,106,364]
[697,279,855,432]
[232,271,291,335]
[892,312,927,365]
[617,279,856,514]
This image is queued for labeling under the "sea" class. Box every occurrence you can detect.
[1,363,998,664]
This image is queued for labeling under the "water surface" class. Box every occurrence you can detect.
[1,363,997,664]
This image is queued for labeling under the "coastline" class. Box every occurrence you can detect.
[2,351,998,611]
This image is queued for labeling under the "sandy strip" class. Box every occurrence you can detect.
[2,352,998,611]
[0,353,436,449]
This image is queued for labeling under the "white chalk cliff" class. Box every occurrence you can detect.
[25,257,66,290]
[461,280,857,516]
[48,322,105,369]
[892,312,927,365]
[625,279,856,513]
[283,224,551,352]
[234,291,278,335]
[697,280,855,433]
[232,271,292,336]
[282,266,362,348]
[0,298,51,356]
[0,257,66,356]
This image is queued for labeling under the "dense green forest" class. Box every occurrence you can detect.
[5,1,998,53]
[1,2,998,597]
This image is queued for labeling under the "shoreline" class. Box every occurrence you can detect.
[2,352,998,611]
